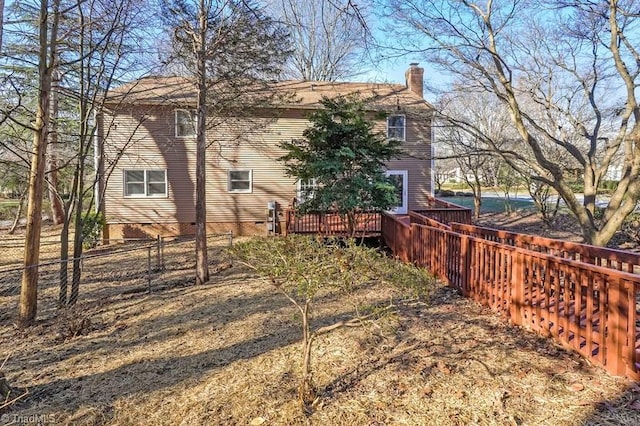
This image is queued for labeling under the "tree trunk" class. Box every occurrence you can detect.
[69,3,89,304]
[195,0,209,285]
[8,190,26,234]
[19,0,59,327]
[58,146,79,307]
[58,219,70,306]
[0,0,4,54]
[347,211,356,238]
[473,187,481,220]
[69,203,83,305]
[47,70,64,225]
[299,300,316,408]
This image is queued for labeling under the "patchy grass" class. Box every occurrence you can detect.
[444,196,536,214]
[0,240,637,425]
[1,229,639,425]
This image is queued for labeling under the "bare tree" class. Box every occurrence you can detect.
[432,154,456,193]
[46,69,65,225]
[271,0,370,81]
[3,0,154,314]
[385,0,640,245]
[19,0,60,326]
[437,90,514,218]
[162,0,290,284]
[0,0,4,54]
[58,0,154,305]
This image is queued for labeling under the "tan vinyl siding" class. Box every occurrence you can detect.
[381,113,433,210]
[101,105,432,234]
[103,107,304,226]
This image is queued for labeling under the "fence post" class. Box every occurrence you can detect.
[161,236,165,270]
[226,231,234,264]
[605,278,628,376]
[156,235,161,271]
[410,224,416,264]
[147,246,152,293]
[460,234,470,297]
[510,250,524,326]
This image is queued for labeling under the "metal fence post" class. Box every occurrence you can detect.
[161,236,165,270]
[156,235,161,271]
[147,246,152,293]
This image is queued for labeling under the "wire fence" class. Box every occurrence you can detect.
[0,232,234,325]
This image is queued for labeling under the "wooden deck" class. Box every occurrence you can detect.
[285,196,473,237]
[284,211,382,237]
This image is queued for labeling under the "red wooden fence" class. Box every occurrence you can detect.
[382,212,640,380]
[381,214,412,263]
[450,222,640,274]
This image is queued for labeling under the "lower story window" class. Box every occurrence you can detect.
[124,169,167,197]
[297,178,317,202]
[228,169,252,193]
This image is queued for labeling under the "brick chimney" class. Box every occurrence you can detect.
[405,63,424,98]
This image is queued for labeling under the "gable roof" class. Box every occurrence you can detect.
[106,76,432,112]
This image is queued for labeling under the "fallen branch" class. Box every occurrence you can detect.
[0,387,29,410]
[0,352,12,371]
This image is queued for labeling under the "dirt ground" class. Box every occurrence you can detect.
[2,220,640,425]
[475,212,585,242]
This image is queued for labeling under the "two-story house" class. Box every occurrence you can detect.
[97,64,434,239]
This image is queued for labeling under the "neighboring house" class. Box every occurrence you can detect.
[98,64,433,239]
[440,166,484,185]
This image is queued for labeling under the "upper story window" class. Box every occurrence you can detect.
[124,169,167,197]
[228,169,252,193]
[175,109,196,137]
[387,115,406,141]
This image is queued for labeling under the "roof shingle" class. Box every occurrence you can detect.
[106,76,432,112]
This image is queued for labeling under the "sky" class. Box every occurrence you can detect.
[0,0,449,102]
[360,62,449,104]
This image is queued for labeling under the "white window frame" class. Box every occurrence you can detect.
[175,109,197,138]
[296,178,318,202]
[387,114,406,141]
[123,169,168,198]
[227,169,253,193]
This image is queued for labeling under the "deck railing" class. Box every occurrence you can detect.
[382,211,640,380]
[414,196,473,225]
[285,196,471,236]
[412,208,472,226]
[285,210,381,237]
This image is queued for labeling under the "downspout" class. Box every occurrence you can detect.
[430,113,436,197]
